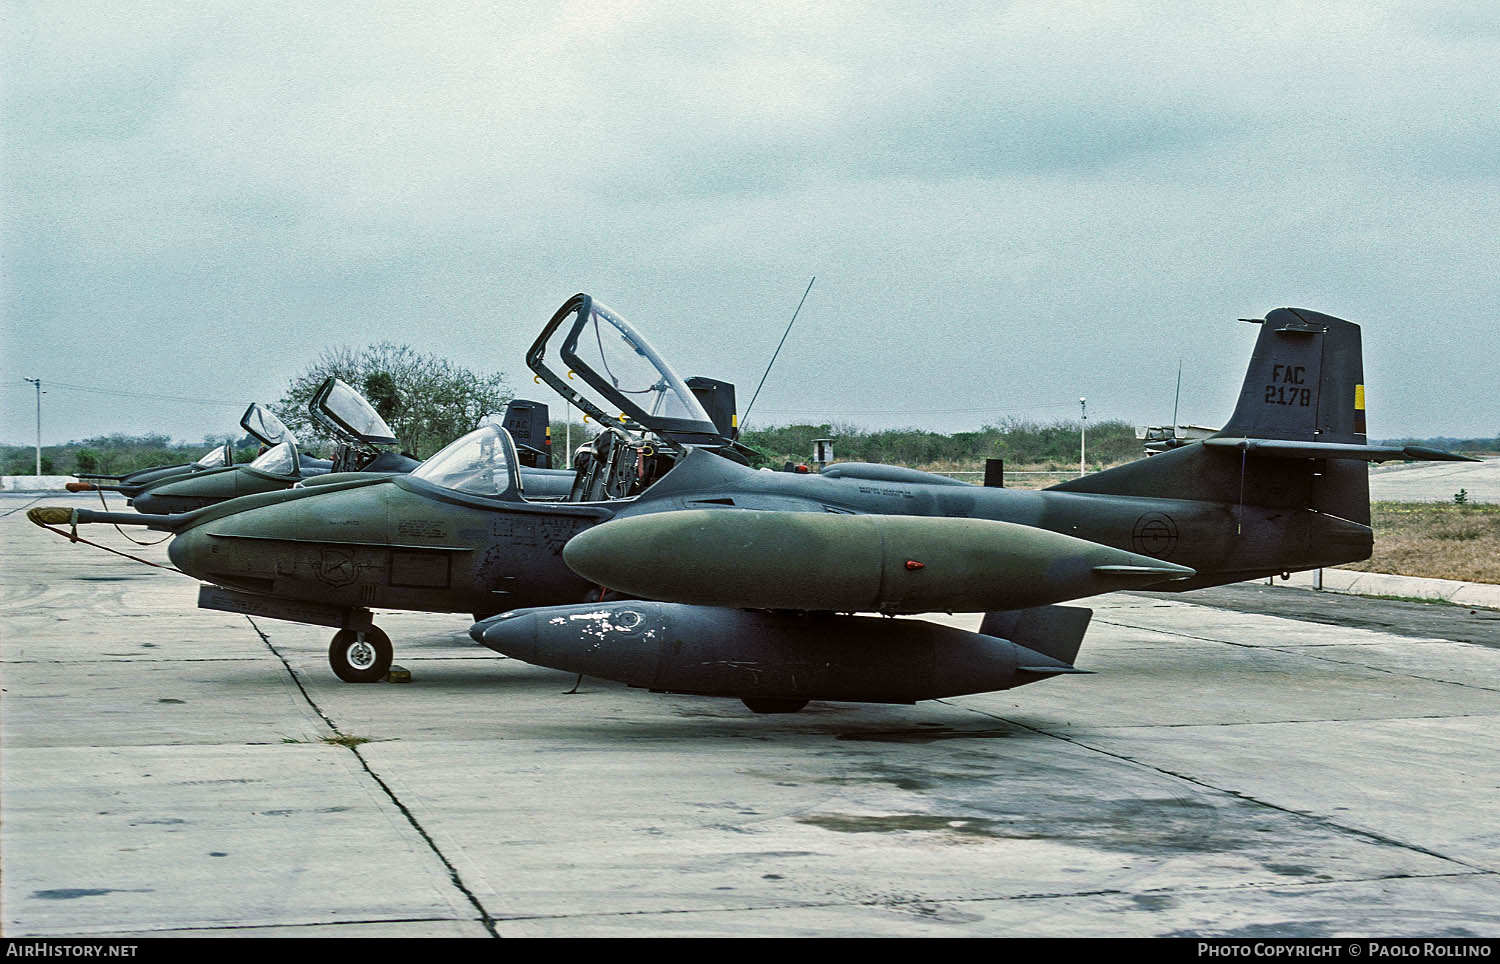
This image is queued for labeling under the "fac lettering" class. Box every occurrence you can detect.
[1271,364,1306,384]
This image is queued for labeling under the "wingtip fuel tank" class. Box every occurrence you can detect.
[561,509,1194,614]
[472,601,1090,705]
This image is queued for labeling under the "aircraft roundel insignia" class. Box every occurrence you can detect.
[1131,512,1179,558]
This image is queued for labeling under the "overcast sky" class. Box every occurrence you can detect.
[4,0,1497,448]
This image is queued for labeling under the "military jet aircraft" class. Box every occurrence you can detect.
[114,402,337,514]
[68,403,305,489]
[68,440,236,491]
[64,403,322,506]
[31,295,1472,712]
[117,383,570,513]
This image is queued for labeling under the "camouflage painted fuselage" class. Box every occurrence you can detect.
[163,438,1371,620]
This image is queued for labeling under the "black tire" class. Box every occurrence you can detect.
[329,626,393,683]
[741,698,809,714]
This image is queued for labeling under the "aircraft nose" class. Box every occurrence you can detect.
[166,525,205,576]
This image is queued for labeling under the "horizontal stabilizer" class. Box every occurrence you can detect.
[1395,445,1482,462]
[1203,438,1479,462]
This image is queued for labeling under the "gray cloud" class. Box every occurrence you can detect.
[3,1,1497,446]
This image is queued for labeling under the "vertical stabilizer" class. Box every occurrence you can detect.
[1214,308,1365,445]
[1049,307,1372,529]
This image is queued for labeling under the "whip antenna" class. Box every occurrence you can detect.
[742,276,815,428]
[1172,359,1182,433]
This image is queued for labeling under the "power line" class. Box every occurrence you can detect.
[755,404,1095,417]
[26,379,243,408]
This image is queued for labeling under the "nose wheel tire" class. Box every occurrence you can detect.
[329,626,393,683]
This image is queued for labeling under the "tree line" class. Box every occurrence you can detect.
[1,433,257,478]
[3,419,1142,477]
[9,339,1490,476]
[739,419,1144,472]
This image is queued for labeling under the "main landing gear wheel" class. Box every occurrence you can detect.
[741,698,809,714]
[329,626,393,683]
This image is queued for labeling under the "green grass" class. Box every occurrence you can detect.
[321,734,372,748]
[1340,502,1500,584]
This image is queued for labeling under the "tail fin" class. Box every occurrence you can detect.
[1043,308,1474,587]
[1208,308,1371,527]
[1047,307,1376,545]
[500,398,552,468]
[1215,308,1365,444]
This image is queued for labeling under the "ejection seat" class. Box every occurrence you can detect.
[567,429,638,502]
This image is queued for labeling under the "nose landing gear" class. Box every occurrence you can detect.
[329,626,393,683]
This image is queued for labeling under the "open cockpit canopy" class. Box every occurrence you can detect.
[310,377,400,448]
[240,403,295,448]
[238,404,294,449]
[527,294,725,447]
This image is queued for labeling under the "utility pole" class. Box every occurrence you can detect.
[1079,396,1087,477]
[24,378,41,475]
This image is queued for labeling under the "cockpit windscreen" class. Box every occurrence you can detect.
[249,441,298,476]
[193,445,230,469]
[409,425,521,498]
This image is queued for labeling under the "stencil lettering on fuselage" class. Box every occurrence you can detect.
[396,519,449,540]
[489,515,588,554]
[856,485,915,500]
